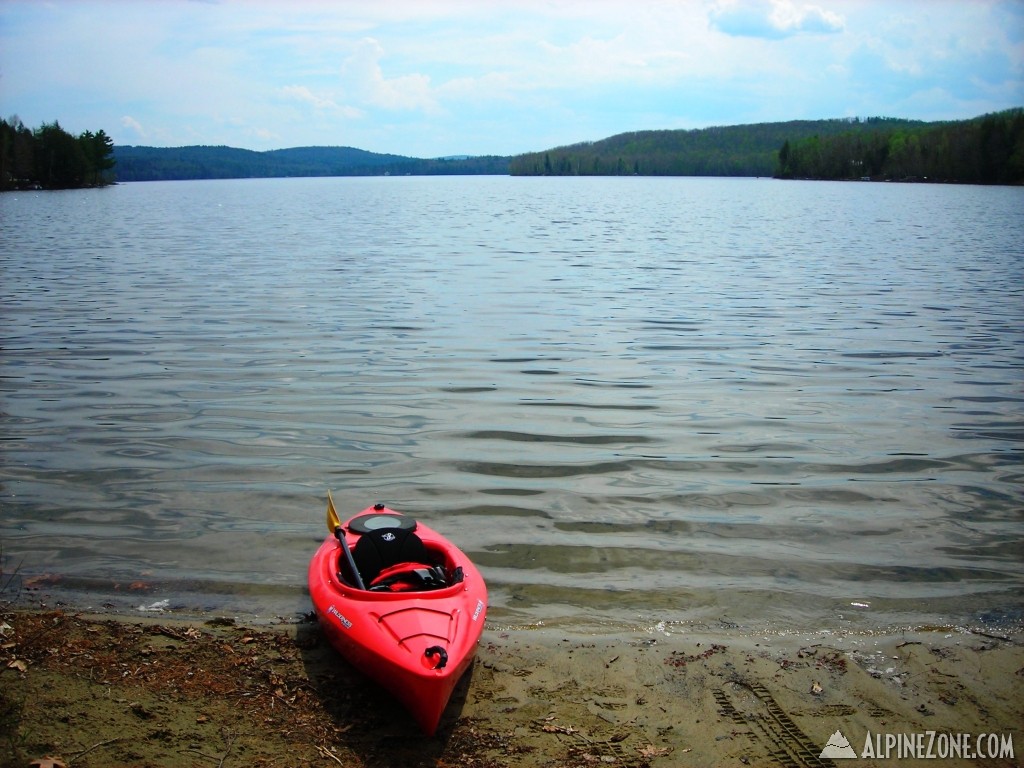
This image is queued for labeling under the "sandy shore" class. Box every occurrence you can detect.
[1,609,1021,768]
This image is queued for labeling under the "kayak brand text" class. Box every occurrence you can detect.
[328,605,353,629]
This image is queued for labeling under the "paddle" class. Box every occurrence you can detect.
[327,490,366,590]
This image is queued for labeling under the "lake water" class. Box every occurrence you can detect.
[2,176,1022,634]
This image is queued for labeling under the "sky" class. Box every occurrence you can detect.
[1,0,1022,158]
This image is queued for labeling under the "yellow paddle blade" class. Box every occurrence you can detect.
[326,490,342,533]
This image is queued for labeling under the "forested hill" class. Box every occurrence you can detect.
[509,118,926,177]
[777,108,1023,184]
[113,144,510,181]
[110,110,1022,184]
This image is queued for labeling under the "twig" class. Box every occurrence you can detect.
[68,737,121,765]
[0,550,23,600]
[271,691,295,708]
[316,744,345,766]
[155,625,188,641]
[184,733,237,768]
[217,733,238,768]
[968,629,1012,643]
[184,749,222,762]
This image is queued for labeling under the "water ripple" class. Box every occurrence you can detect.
[2,177,1022,632]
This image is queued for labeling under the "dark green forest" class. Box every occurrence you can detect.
[509,110,1023,184]
[776,108,1024,184]
[113,144,509,181]
[509,117,926,177]
[1,117,115,190]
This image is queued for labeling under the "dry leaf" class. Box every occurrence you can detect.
[30,757,68,768]
[638,745,671,757]
[8,659,29,673]
[540,723,578,735]
[810,680,823,695]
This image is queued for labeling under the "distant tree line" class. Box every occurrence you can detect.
[775,108,1024,184]
[508,118,925,177]
[1,117,115,190]
[9,110,1018,188]
[113,144,509,181]
[509,111,1024,185]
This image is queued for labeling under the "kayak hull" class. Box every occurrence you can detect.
[308,504,487,735]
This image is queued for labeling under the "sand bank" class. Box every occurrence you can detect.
[1,610,1020,767]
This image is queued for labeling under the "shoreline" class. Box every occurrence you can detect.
[2,607,1021,767]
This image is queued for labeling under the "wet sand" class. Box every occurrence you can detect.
[2,609,1021,768]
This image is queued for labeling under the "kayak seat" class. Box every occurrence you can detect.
[368,561,449,592]
[351,527,435,588]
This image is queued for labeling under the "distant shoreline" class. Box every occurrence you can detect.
[105,108,1023,185]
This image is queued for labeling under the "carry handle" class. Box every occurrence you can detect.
[425,645,448,670]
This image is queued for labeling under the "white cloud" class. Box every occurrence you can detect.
[249,127,281,143]
[280,85,333,110]
[711,0,845,39]
[120,115,146,139]
[339,38,440,114]
[279,84,364,119]
[772,1,844,35]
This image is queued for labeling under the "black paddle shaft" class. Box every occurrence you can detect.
[335,526,366,590]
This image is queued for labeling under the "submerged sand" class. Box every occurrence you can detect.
[1,609,1021,768]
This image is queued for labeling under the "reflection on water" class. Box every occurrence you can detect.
[1,176,1022,632]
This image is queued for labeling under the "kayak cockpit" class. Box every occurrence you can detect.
[336,513,465,593]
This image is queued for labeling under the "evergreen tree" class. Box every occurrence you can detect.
[80,129,116,186]
[34,121,87,188]
[0,118,116,190]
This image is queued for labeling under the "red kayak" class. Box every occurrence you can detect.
[307,493,487,736]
